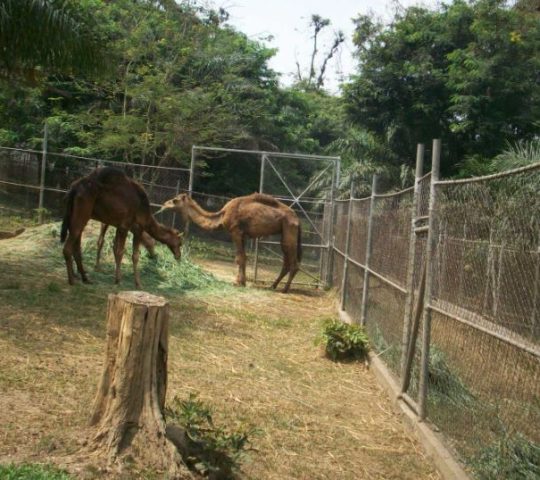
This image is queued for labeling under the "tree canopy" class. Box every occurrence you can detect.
[343,0,540,175]
[0,0,538,197]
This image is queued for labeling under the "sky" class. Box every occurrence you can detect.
[213,0,438,92]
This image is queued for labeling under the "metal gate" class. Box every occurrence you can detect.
[188,146,340,289]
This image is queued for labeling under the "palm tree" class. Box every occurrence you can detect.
[0,0,107,80]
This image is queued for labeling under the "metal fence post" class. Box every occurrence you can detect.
[188,146,196,197]
[418,139,441,420]
[340,181,355,311]
[38,121,48,224]
[171,178,181,228]
[253,154,266,283]
[360,175,378,326]
[400,144,425,376]
[324,159,339,288]
[184,146,196,238]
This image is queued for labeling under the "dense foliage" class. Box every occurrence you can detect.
[344,0,540,176]
[0,0,538,195]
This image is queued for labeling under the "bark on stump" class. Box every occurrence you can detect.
[86,291,191,478]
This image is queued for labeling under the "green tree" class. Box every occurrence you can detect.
[344,0,540,175]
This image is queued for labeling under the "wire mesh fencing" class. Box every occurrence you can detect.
[188,146,340,289]
[0,146,190,227]
[333,143,540,477]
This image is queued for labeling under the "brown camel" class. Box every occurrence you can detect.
[61,167,182,288]
[159,192,302,293]
[95,223,156,271]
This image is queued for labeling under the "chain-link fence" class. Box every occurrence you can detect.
[0,146,190,227]
[0,142,339,290]
[333,141,540,478]
[188,146,339,288]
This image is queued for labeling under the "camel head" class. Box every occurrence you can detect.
[159,193,190,222]
[164,227,183,260]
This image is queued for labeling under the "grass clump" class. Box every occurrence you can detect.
[427,346,475,406]
[471,434,540,480]
[165,394,253,479]
[317,318,370,361]
[0,463,72,479]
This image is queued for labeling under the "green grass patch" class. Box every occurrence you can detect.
[0,463,72,479]
[471,434,540,480]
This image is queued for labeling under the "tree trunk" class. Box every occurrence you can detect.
[86,291,191,479]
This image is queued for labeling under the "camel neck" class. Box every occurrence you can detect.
[186,198,223,230]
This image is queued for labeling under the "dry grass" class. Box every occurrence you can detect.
[0,220,440,479]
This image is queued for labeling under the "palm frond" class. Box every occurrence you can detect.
[0,0,108,78]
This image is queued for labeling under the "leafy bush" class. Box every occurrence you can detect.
[317,319,370,361]
[0,463,71,479]
[165,394,253,479]
[471,434,540,480]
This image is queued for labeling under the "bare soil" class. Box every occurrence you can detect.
[0,222,440,479]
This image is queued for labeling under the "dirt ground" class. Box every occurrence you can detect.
[0,223,440,479]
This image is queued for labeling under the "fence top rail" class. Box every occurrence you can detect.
[0,146,191,172]
[192,145,340,162]
[191,189,327,205]
[374,184,414,198]
[435,161,540,186]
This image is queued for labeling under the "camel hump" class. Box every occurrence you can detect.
[249,193,283,208]
[95,166,129,185]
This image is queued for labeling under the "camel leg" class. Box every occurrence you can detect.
[95,223,109,271]
[141,231,157,259]
[63,197,92,285]
[74,236,91,283]
[113,228,128,285]
[63,232,78,285]
[132,227,143,289]
[281,226,300,293]
[271,255,290,290]
[232,232,247,287]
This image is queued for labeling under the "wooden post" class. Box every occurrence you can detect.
[400,144,424,376]
[418,139,441,420]
[87,291,189,477]
[360,175,378,326]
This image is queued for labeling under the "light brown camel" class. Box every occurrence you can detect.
[159,192,302,293]
[95,223,156,271]
[61,167,182,288]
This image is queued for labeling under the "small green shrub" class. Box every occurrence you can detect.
[317,319,370,361]
[471,434,540,480]
[0,463,72,479]
[165,394,253,479]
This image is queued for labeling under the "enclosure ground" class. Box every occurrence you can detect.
[0,221,439,479]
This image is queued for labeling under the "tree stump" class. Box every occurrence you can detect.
[86,291,191,479]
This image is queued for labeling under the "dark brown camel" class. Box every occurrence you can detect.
[159,193,302,293]
[61,167,182,288]
[95,223,156,271]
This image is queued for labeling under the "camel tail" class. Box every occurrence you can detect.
[297,223,302,263]
[60,187,76,243]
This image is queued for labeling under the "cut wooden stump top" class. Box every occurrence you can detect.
[110,291,168,307]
